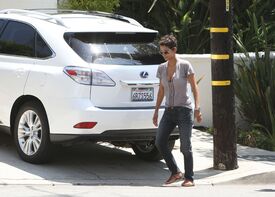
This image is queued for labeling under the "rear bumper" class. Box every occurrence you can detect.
[45,98,172,140]
[50,128,179,143]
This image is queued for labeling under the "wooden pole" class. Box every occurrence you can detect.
[210,0,238,170]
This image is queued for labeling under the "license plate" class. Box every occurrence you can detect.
[131,88,154,102]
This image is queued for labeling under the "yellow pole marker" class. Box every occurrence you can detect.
[212,80,231,86]
[226,0,230,12]
[210,27,229,33]
[211,54,230,60]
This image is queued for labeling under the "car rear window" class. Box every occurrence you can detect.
[64,32,163,65]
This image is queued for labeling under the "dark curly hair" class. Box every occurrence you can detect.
[159,34,177,49]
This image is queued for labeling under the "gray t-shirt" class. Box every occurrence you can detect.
[156,58,194,109]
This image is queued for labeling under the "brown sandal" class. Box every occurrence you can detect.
[165,172,183,184]
[181,179,195,187]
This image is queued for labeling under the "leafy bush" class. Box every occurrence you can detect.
[237,129,274,150]
[117,0,275,54]
[59,0,120,12]
[235,49,275,151]
[234,10,275,52]
[233,0,275,52]
[117,0,210,54]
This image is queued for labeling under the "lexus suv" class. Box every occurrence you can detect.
[0,9,178,163]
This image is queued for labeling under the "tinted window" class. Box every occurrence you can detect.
[0,21,35,57]
[0,20,6,34]
[35,33,52,58]
[64,32,163,65]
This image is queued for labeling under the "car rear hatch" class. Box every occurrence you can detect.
[64,32,164,108]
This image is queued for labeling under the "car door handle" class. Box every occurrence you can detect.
[15,68,26,77]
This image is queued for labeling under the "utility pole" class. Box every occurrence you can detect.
[210,0,238,170]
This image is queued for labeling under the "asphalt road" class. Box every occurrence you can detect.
[0,185,274,197]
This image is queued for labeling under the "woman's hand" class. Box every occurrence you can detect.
[153,111,158,127]
[194,110,202,123]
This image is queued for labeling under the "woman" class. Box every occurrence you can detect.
[153,34,202,187]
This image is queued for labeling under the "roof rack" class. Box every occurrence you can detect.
[28,8,143,27]
[89,11,143,27]
[0,9,67,27]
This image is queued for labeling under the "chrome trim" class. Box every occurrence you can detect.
[95,106,165,110]
[120,80,159,87]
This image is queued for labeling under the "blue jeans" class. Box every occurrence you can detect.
[155,107,194,181]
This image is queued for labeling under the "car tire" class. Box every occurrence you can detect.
[13,101,51,164]
[132,140,175,161]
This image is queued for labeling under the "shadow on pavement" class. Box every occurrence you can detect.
[0,130,168,186]
[194,168,221,180]
[0,128,225,186]
[237,145,275,163]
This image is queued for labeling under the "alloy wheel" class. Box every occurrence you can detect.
[17,110,42,156]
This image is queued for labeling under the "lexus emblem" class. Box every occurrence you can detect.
[140,71,149,78]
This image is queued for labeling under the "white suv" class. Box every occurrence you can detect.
[0,9,178,163]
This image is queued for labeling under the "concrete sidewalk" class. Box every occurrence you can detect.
[186,130,275,185]
[0,129,274,186]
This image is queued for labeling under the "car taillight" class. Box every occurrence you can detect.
[73,122,97,129]
[64,66,92,85]
[92,69,115,86]
[63,66,115,86]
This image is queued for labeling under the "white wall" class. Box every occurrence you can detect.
[178,52,275,128]
[178,54,241,128]
[177,54,212,127]
[0,0,57,9]
[177,54,249,128]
